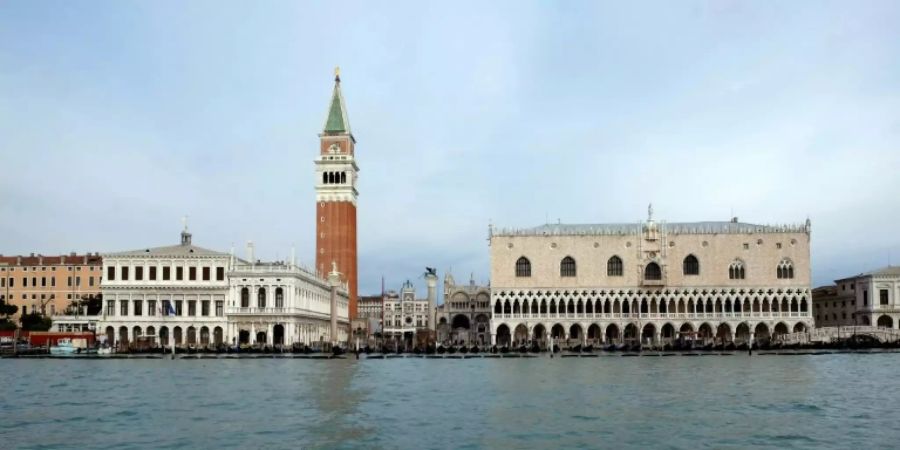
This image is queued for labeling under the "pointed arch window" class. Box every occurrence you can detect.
[560,256,576,277]
[515,257,531,277]
[644,262,662,280]
[729,261,746,280]
[776,259,794,279]
[607,256,623,277]
[683,255,699,275]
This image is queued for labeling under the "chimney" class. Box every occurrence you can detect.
[38,256,43,265]
[246,241,255,264]
[61,255,66,264]
[83,255,88,264]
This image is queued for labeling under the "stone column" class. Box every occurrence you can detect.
[327,264,342,345]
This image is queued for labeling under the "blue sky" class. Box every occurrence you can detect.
[1,1,899,295]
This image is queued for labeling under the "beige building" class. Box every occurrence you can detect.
[812,285,857,327]
[435,272,491,345]
[489,207,813,347]
[0,253,102,320]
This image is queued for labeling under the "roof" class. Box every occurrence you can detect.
[323,73,351,134]
[860,266,900,278]
[0,254,102,266]
[496,220,808,236]
[105,244,228,258]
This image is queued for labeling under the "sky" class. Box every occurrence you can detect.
[1,1,899,297]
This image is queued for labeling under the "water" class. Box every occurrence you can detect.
[2,354,899,449]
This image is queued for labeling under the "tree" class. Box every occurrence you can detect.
[0,298,17,317]
[20,313,52,332]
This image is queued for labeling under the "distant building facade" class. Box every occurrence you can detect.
[382,274,437,345]
[435,272,491,345]
[831,267,900,328]
[812,284,857,327]
[227,254,350,346]
[96,229,349,349]
[0,252,102,319]
[489,208,814,347]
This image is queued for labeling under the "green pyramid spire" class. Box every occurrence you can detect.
[323,68,350,134]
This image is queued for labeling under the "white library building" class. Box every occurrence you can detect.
[96,228,349,349]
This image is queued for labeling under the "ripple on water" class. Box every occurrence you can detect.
[2,356,900,449]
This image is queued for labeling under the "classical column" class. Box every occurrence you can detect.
[327,263,342,345]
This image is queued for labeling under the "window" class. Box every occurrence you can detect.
[607,256,623,277]
[189,267,196,281]
[107,301,115,316]
[67,276,72,287]
[729,261,746,280]
[134,300,143,316]
[515,257,531,277]
[121,266,129,281]
[202,267,210,281]
[644,262,662,280]
[201,300,210,316]
[258,288,267,307]
[8,278,12,288]
[216,267,224,281]
[241,288,249,308]
[215,301,223,317]
[120,301,128,316]
[163,266,171,281]
[51,277,56,287]
[148,300,157,316]
[23,277,28,287]
[880,289,889,306]
[560,257,576,277]
[41,277,46,287]
[76,276,80,287]
[188,300,196,316]
[176,267,183,281]
[149,267,157,281]
[777,259,794,279]
[863,290,868,306]
[743,243,749,250]
[135,266,143,281]
[89,276,94,287]
[107,266,115,281]
[776,243,782,249]
[175,300,183,316]
[275,288,284,308]
[683,255,699,275]
[0,278,3,288]
[162,300,172,315]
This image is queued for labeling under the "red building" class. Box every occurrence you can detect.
[315,69,359,318]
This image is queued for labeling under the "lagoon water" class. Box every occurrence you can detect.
[2,354,899,449]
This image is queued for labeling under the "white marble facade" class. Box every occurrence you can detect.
[96,230,349,348]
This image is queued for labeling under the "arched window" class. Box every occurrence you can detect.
[560,256,576,277]
[515,257,531,277]
[322,172,328,184]
[607,256,623,277]
[777,259,794,279]
[729,261,746,280]
[644,262,662,280]
[275,287,284,308]
[258,288,267,308]
[240,288,249,308]
[683,255,699,275]
[340,172,346,184]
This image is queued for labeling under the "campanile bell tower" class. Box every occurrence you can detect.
[315,68,359,318]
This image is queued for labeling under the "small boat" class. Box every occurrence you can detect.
[50,338,79,355]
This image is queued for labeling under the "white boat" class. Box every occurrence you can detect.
[97,346,113,355]
[50,338,79,355]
